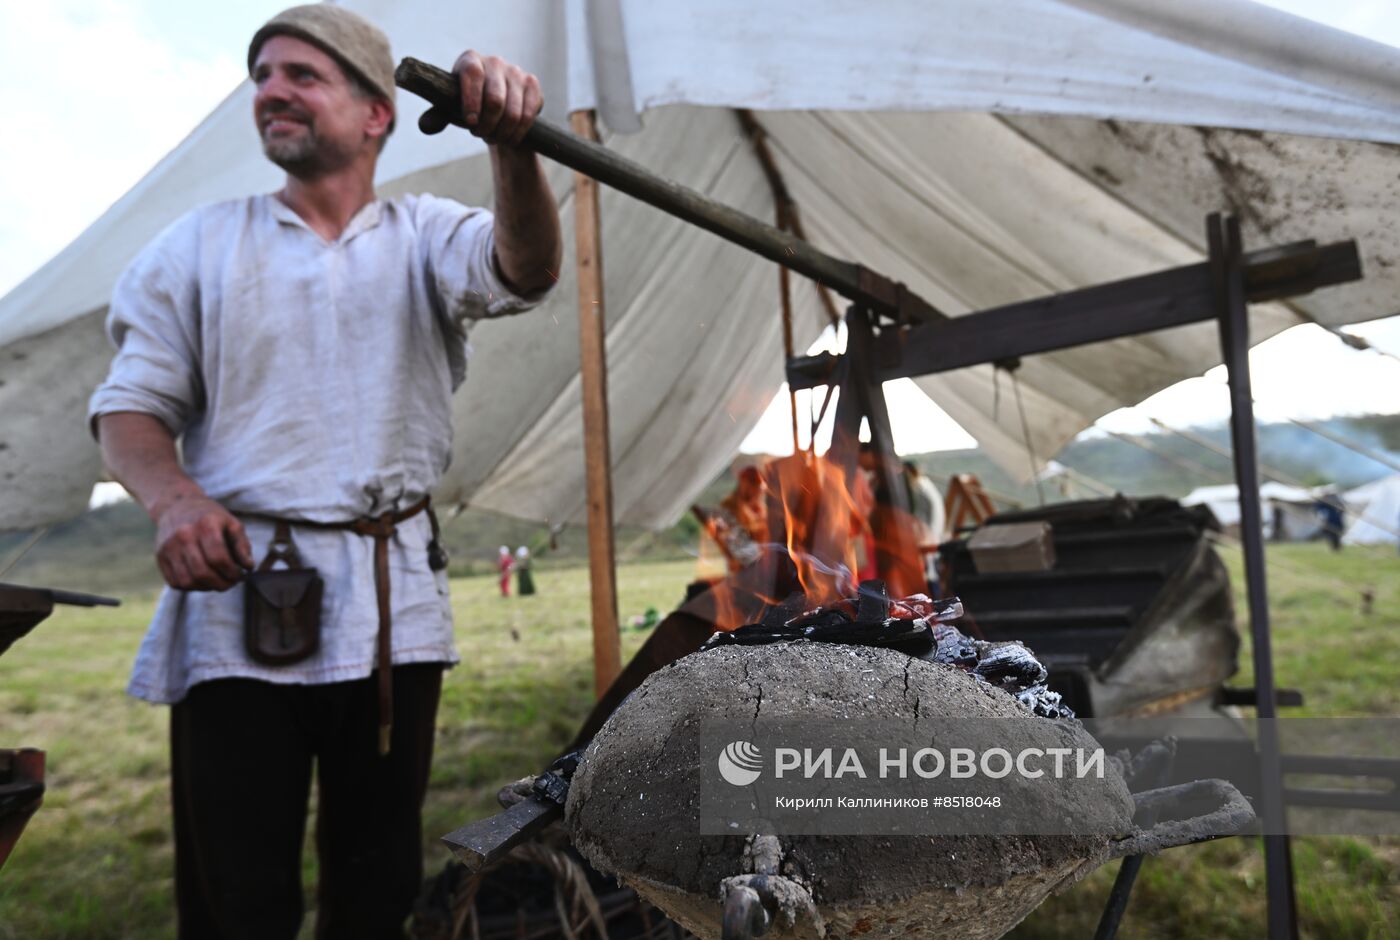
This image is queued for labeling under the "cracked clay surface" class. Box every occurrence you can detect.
[566,643,1136,937]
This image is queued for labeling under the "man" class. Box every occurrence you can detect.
[1314,489,1345,551]
[87,6,561,937]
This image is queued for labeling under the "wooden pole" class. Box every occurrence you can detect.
[1209,213,1298,939]
[395,58,943,323]
[571,108,622,699]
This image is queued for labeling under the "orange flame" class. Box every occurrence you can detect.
[771,452,860,608]
[688,452,928,632]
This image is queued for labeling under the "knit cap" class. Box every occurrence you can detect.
[248,4,396,119]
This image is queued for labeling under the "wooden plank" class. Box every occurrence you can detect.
[970,606,1136,625]
[881,241,1359,381]
[569,611,716,751]
[571,109,622,700]
[884,264,1215,378]
[953,565,1167,584]
[1218,687,1305,708]
[786,241,1361,390]
[440,797,562,871]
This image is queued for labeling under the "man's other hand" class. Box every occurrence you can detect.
[453,50,542,146]
[154,494,254,591]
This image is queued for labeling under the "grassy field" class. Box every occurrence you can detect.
[0,543,1397,938]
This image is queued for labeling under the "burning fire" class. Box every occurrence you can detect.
[771,453,860,604]
[688,452,927,631]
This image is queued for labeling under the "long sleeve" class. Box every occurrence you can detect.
[89,215,204,437]
[413,193,554,323]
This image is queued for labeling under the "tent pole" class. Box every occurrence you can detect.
[1209,213,1298,940]
[733,108,820,453]
[734,109,842,328]
[571,108,622,700]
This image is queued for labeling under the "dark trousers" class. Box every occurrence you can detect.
[171,664,444,940]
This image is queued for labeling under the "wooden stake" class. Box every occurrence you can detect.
[571,109,622,699]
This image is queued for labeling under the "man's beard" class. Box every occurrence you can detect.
[260,115,355,178]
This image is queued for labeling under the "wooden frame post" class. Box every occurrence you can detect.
[833,306,908,515]
[570,109,622,699]
[1209,213,1298,940]
[831,306,922,595]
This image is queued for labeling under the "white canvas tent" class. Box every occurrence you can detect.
[3,0,1400,532]
[1182,481,1321,538]
[1344,474,1400,546]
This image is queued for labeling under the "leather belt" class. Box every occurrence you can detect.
[244,496,439,756]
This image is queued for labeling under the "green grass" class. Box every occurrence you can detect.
[1009,543,1400,939]
[0,563,682,939]
[1,546,1397,938]
[1220,543,1400,718]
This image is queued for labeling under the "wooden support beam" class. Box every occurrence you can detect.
[571,109,622,699]
[786,240,1362,390]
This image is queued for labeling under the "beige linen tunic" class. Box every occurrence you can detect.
[89,193,546,703]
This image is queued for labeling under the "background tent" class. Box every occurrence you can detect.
[1182,481,1322,539]
[3,0,1400,531]
[1344,474,1400,546]
[1268,488,1326,542]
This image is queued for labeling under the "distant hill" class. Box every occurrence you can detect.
[0,499,164,595]
[3,414,1395,594]
[911,413,1400,510]
[1059,413,1400,496]
[0,497,708,596]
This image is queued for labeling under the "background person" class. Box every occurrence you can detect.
[515,545,536,596]
[498,545,515,597]
[903,460,946,593]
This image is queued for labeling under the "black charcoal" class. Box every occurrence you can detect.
[1014,684,1075,720]
[704,590,1074,724]
[855,579,890,622]
[531,749,583,806]
[975,642,1049,690]
[929,623,980,669]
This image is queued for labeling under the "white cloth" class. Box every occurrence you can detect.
[88,192,546,704]
[8,1,1400,532]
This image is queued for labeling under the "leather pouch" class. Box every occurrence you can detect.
[244,521,323,666]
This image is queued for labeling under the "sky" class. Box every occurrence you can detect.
[1,0,1398,468]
